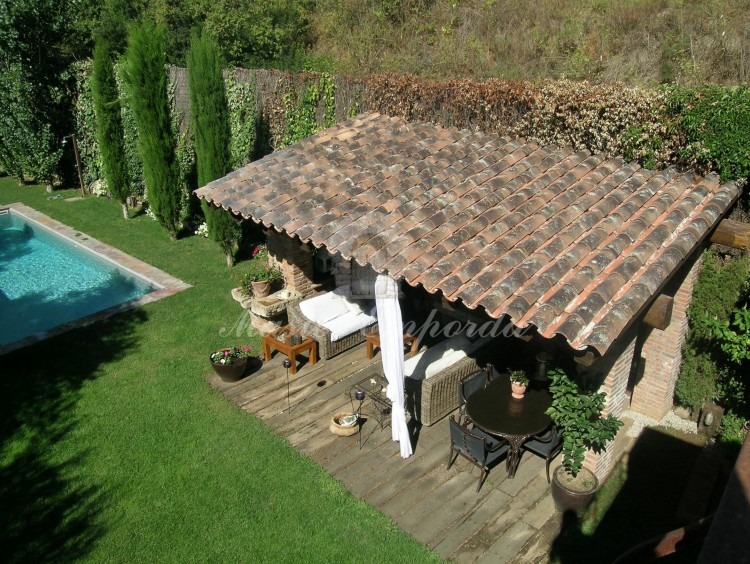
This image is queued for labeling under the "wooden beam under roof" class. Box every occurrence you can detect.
[711,219,750,250]
[643,294,674,331]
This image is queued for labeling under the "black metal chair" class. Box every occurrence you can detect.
[486,364,501,383]
[447,415,510,492]
[520,426,563,483]
[456,369,489,426]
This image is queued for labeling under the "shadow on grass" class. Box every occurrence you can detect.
[549,428,730,564]
[0,309,147,562]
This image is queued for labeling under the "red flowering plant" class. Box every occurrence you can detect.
[209,345,255,365]
[236,244,283,297]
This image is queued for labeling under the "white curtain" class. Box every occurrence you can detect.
[374,274,413,459]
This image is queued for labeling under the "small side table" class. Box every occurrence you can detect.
[349,372,392,431]
[365,327,419,359]
[262,325,317,375]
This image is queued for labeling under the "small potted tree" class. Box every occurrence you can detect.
[545,367,623,514]
[509,369,529,399]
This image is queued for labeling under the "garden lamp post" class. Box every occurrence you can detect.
[283,359,292,410]
[62,134,85,198]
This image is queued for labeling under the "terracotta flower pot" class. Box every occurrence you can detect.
[511,381,527,399]
[251,280,271,298]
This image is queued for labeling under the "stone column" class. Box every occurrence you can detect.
[630,252,704,420]
[581,329,637,480]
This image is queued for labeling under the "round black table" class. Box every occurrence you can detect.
[465,375,552,478]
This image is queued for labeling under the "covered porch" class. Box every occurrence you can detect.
[207,342,568,562]
[207,338,729,562]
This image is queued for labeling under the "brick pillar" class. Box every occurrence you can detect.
[265,230,315,297]
[629,252,704,420]
[581,329,637,480]
[332,255,352,293]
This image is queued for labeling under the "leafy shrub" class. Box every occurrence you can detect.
[707,307,750,364]
[676,251,750,413]
[719,410,748,449]
[546,367,623,477]
[0,0,74,184]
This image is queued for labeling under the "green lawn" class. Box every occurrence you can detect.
[0,179,438,562]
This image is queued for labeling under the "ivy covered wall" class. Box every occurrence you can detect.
[72,66,750,196]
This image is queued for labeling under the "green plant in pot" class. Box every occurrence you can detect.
[545,367,623,514]
[509,369,529,399]
[239,244,283,298]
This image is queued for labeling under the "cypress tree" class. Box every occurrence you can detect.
[91,38,131,219]
[122,20,181,239]
[187,30,238,267]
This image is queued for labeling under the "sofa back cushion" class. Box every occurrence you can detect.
[299,292,350,325]
[404,333,475,380]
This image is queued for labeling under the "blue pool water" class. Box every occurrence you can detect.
[0,210,156,348]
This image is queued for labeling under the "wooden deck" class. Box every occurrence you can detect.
[207,344,562,563]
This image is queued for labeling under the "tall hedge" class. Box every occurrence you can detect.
[91,38,131,218]
[187,30,239,267]
[0,0,74,184]
[122,20,181,238]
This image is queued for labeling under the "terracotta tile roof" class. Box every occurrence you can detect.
[196,113,739,355]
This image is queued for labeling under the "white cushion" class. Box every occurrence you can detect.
[404,333,489,380]
[425,349,467,378]
[343,298,364,316]
[299,292,349,324]
[325,311,377,341]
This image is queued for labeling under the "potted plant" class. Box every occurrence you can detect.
[509,369,529,399]
[209,345,258,381]
[238,244,283,298]
[545,367,623,514]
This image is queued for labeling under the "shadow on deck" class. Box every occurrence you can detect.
[206,344,560,563]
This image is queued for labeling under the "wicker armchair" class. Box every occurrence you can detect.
[405,355,486,427]
[287,296,376,360]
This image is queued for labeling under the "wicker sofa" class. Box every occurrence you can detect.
[288,291,377,360]
[404,333,492,426]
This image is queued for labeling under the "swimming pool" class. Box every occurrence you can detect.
[0,204,190,353]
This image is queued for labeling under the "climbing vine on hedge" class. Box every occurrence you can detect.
[282,72,336,146]
[72,60,104,187]
[225,70,259,168]
[115,61,146,197]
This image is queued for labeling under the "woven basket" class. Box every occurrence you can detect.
[329,412,359,437]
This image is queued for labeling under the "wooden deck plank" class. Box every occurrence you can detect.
[432,488,512,557]
[399,471,489,545]
[209,341,559,563]
[475,520,537,564]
